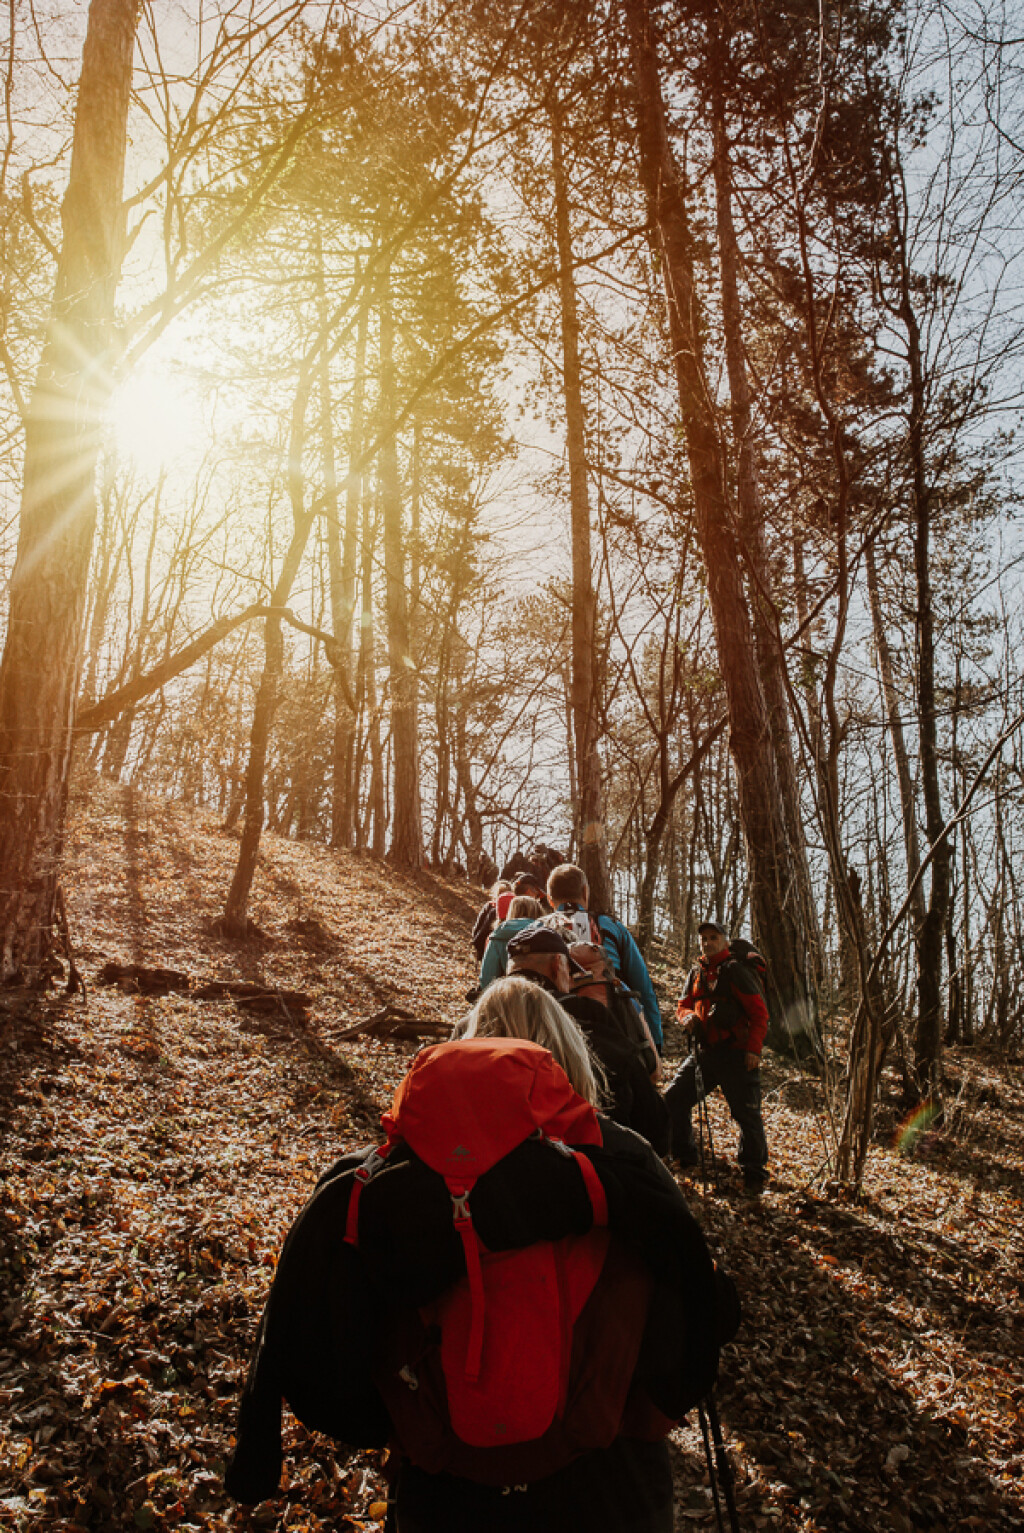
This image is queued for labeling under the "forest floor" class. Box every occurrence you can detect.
[0,780,1022,1533]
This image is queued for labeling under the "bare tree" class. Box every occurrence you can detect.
[0,0,141,981]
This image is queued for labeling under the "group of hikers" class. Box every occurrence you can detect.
[473,861,769,1195]
[226,858,773,1531]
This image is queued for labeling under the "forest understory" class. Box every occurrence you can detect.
[0,781,1021,1533]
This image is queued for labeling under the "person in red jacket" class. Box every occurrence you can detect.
[664,921,769,1194]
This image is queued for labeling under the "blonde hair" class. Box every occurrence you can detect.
[457,976,603,1106]
[490,879,513,899]
[508,896,544,920]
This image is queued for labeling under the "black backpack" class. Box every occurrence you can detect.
[728,938,770,1012]
[568,939,660,1078]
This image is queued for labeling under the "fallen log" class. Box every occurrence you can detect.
[335,1004,450,1042]
[95,963,312,1021]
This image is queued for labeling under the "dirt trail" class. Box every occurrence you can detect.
[0,781,1021,1530]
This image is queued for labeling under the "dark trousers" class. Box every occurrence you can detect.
[664,1046,768,1184]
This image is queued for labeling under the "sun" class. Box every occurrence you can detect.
[109,366,202,472]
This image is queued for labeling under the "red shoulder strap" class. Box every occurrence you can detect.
[447,1178,485,1381]
[343,1143,392,1247]
[572,1147,607,1226]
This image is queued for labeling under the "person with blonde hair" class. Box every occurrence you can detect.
[228,967,739,1533]
[476,897,546,992]
[456,975,603,1105]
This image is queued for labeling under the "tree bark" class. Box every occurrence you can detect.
[710,61,823,991]
[624,0,817,1049]
[550,104,612,913]
[866,539,926,937]
[326,255,366,850]
[0,0,141,980]
[358,477,386,856]
[907,304,950,1093]
[378,283,423,868]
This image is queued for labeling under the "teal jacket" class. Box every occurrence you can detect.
[478,918,539,992]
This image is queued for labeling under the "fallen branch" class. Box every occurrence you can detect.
[334,1003,450,1042]
[95,963,312,1020]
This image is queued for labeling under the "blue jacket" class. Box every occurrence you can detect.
[553,906,664,1049]
[478,918,539,991]
[551,901,665,1048]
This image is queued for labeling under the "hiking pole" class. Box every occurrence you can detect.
[694,1057,720,1195]
[696,1397,724,1532]
[697,1394,741,1533]
[704,1391,741,1533]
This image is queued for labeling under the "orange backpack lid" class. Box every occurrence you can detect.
[383,1037,603,1183]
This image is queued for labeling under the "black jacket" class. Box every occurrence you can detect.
[225,1121,738,1508]
[560,993,671,1156]
[471,900,497,961]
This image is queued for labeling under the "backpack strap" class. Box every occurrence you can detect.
[546,1136,608,1227]
[445,1139,609,1386]
[573,1148,608,1227]
[446,1176,485,1381]
[594,913,624,969]
[343,1143,393,1247]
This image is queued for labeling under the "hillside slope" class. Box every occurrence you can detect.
[0,784,1021,1531]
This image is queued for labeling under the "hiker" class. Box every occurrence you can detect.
[226,979,739,1531]
[511,870,550,908]
[499,844,565,886]
[546,864,665,1051]
[505,927,670,1155]
[664,920,769,1194]
[477,895,546,990]
[471,879,513,961]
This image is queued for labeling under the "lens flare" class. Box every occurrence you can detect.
[894,1101,940,1156]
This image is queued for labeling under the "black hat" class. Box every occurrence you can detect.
[506,923,589,976]
[512,873,545,897]
[698,920,730,938]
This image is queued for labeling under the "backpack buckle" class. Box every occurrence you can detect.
[450,1190,471,1223]
[356,1146,387,1183]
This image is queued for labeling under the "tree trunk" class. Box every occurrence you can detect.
[865,539,926,937]
[326,258,366,850]
[222,616,284,931]
[455,702,485,884]
[0,0,140,981]
[710,63,823,990]
[359,481,386,856]
[899,245,951,1095]
[550,105,612,913]
[222,384,321,931]
[624,0,817,1050]
[378,284,423,868]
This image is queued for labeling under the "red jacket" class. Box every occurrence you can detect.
[676,949,768,1054]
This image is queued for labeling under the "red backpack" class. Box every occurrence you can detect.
[344,1038,667,1485]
